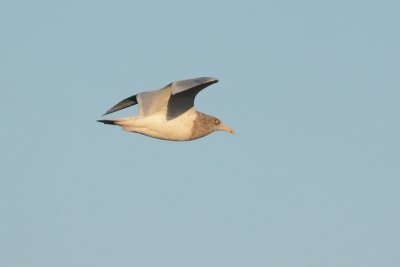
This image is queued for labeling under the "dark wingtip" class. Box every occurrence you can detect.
[97,119,115,125]
[101,95,138,116]
[102,110,112,116]
[197,77,218,86]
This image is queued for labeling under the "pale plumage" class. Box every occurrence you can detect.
[98,77,234,141]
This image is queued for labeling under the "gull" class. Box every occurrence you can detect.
[97,77,234,141]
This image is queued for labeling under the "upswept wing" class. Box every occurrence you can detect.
[102,95,137,116]
[166,77,218,119]
[101,77,218,118]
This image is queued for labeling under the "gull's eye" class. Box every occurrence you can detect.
[214,119,220,125]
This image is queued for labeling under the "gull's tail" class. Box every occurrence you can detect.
[97,119,116,125]
[97,117,136,131]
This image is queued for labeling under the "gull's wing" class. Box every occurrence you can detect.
[138,77,218,118]
[102,95,138,116]
[166,77,218,119]
[102,88,170,117]
[102,77,218,118]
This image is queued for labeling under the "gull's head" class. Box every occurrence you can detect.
[211,117,235,134]
[190,113,234,140]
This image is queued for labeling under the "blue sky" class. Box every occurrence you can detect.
[1,0,399,266]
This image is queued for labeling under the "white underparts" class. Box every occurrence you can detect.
[113,108,198,141]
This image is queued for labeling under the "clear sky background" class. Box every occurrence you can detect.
[1,0,399,266]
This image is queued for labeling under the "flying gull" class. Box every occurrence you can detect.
[97,77,234,141]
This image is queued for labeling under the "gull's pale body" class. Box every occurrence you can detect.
[109,108,198,141]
